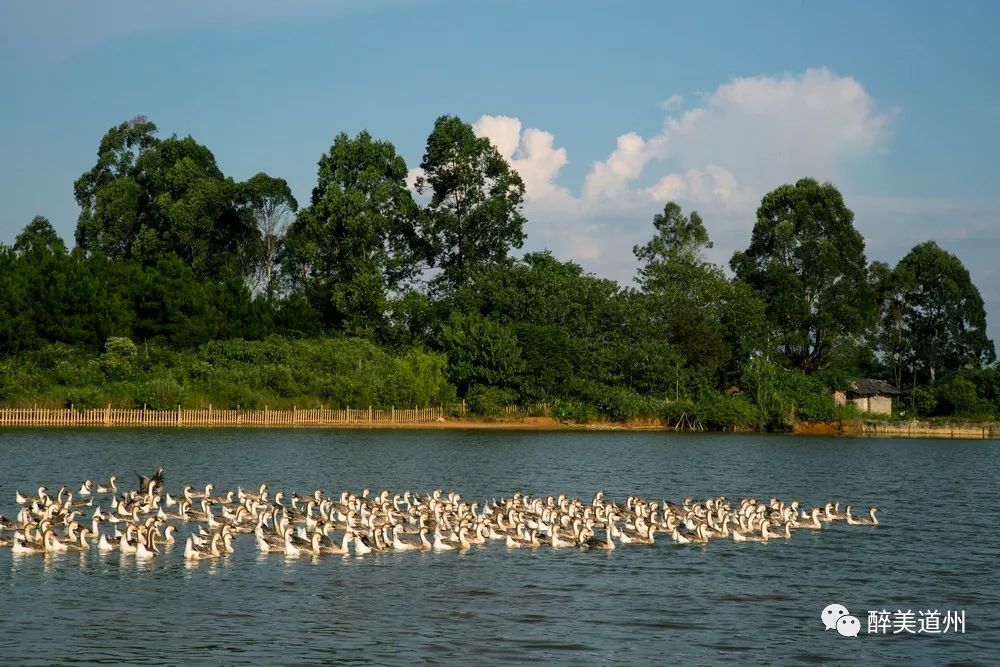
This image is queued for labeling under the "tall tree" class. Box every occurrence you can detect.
[14,216,67,257]
[73,117,258,281]
[871,260,909,388]
[244,173,298,295]
[635,202,768,382]
[416,115,526,289]
[731,178,875,372]
[894,241,995,384]
[282,131,421,334]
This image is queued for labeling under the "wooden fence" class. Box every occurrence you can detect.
[0,405,446,428]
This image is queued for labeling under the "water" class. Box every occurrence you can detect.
[0,429,997,665]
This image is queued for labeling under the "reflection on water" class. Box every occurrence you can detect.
[0,428,998,665]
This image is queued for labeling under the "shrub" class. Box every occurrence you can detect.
[466,385,517,417]
[662,398,698,426]
[100,337,138,380]
[911,386,938,416]
[695,394,760,430]
[936,378,995,420]
[64,386,104,409]
[551,399,598,423]
[135,379,187,410]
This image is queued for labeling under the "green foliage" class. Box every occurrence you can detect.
[416,115,526,289]
[244,172,297,294]
[100,337,138,380]
[893,241,995,384]
[2,117,994,429]
[466,385,517,417]
[731,178,876,373]
[0,337,454,411]
[635,203,769,383]
[14,216,67,257]
[551,399,599,424]
[136,378,187,410]
[910,386,938,416]
[74,117,258,281]
[283,131,421,334]
[741,357,837,428]
[437,311,524,394]
[694,394,760,430]
[935,377,995,420]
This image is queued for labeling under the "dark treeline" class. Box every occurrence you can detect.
[1,115,996,426]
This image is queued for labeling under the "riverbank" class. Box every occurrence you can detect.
[796,419,999,439]
[0,406,996,437]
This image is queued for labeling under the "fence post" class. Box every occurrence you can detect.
[177,404,182,427]
[293,405,297,426]
[461,398,466,416]
[391,405,395,422]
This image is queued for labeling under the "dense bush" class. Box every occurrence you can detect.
[694,394,760,430]
[935,377,995,420]
[0,336,455,410]
[466,385,517,417]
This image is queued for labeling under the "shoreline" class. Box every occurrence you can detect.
[0,410,995,438]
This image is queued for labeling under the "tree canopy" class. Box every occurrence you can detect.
[893,241,995,384]
[1,117,995,424]
[74,117,258,281]
[731,178,876,372]
[282,131,421,335]
[416,115,526,290]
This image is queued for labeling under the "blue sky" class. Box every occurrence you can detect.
[1,1,998,338]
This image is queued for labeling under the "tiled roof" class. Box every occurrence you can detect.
[848,379,902,396]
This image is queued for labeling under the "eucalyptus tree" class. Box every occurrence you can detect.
[894,241,995,384]
[73,117,258,281]
[13,216,66,257]
[282,131,422,334]
[244,172,297,295]
[731,178,875,373]
[636,202,767,384]
[416,115,526,290]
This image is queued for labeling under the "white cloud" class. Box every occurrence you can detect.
[413,69,996,338]
[581,132,669,201]
[659,94,684,111]
[663,68,891,187]
[473,115,569,201]
[460,68,893,285]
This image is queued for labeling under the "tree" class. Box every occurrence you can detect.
[437,311,524,395]
[635,202,768,383]
[731,178,876,372]
[416,115,526,289]
[14,216,66,257]
[894,241,995,384]
[244,173,297,295]
[456,251,632,390]
[73,118,259,281]
[282,131,421,334]
[871,260,909,388]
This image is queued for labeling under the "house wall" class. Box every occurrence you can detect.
[868,395,893,416]
[850,397,870,413]
[832,390,846,406]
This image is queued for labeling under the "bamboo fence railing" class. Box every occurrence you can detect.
[0,405,446,428]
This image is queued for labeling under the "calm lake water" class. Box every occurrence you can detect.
[0,429,997,665]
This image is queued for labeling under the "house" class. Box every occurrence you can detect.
[832,379,902,417]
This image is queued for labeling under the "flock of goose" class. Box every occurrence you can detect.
[0,468,879,561]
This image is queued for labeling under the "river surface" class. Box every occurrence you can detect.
[0,429,997,665]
